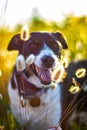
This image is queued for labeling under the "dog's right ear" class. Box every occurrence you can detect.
[52,32,68,49]
[7,34,24,52]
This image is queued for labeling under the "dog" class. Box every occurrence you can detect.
[7,29,68,130]
[61,60,87,130]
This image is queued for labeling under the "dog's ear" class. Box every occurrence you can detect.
[52,32,68,49]
[7,34,24,52]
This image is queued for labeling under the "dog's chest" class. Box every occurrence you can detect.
[8,82,62,130]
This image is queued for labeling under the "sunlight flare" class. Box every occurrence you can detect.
[61,58,68,68]
[69,85,81,94]
[52,63,65,83]
[20,24,29,41]
[0,94,3,100]
[75,68,86,78]
[0,69,2,77]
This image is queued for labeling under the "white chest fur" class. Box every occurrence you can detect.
[8,82,62,130]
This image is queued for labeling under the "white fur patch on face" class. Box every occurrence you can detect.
[26,54,35,65]
[34,44,57,68]
[16,54,26,71]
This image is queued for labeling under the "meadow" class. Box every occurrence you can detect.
[0,14,87,130]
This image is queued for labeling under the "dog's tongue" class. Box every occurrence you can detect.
[36,67,52,85]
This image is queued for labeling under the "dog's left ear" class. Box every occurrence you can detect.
[52,32,68,49]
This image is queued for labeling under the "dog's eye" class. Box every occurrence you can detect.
[49,42,60,54]
[31,43,38,49]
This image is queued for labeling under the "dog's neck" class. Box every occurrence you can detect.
[11,69,52,107]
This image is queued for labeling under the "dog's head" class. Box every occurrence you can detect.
[8,31,68,87]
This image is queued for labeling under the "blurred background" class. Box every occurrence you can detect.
[0,0,87,129]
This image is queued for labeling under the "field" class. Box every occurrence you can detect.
[0,14,87,130]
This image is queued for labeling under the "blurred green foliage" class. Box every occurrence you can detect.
[0,14,87,130]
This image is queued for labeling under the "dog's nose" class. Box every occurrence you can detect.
[41,55,55,68]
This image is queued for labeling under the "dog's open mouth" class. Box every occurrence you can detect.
[30,64,52,85]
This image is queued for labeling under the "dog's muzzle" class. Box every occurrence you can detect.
[30,63,52,85]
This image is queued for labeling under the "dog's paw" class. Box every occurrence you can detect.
[16,54,26,71]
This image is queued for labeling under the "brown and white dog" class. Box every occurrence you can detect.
[7,30,68,130]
